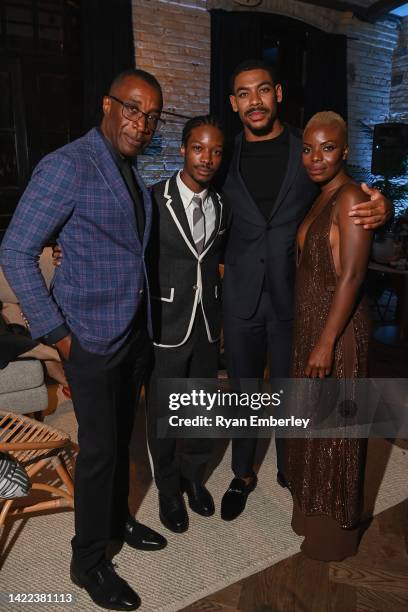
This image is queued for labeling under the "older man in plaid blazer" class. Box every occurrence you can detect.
[0,69,166,611]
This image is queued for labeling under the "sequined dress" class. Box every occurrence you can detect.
[284,186,370,561]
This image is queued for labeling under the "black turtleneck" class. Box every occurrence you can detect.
[240,126,290,219]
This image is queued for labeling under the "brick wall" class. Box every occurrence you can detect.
[390,16,408,121]
[345,16,399,166]
[132,0,401,183]
[132,0,210,184]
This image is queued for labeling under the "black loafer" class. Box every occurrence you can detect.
[220,476,257,521]
[70,559,140,610]
[159,492,189,533]
[124,516,167,551]
[182,479,215,517]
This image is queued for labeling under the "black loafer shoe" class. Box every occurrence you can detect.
[276,471,287,489]
[124,516,167,551]
[159,492,189,533]
[220,476,257,521]
[182,479,215,517]
[70,559,140,611]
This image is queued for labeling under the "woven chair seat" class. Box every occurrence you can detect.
[0,410,74,531]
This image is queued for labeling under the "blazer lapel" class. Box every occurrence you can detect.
[164,175,198,259]
[132,163,152,250]
[88,129,140,240]
[163,174,223,260]
[268,128,302,220]
[202,189,222,255]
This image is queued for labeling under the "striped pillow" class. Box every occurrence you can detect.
[0,452,31,499]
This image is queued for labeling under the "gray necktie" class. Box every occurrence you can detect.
[192,195,205,254]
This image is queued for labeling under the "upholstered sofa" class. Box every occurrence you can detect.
[0,249,54,414]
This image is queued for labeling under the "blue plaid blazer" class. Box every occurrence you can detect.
[0,128,152,355]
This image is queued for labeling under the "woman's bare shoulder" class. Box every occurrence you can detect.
[336,181,368,213]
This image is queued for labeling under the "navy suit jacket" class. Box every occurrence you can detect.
[222,126,318,321]
[0,128,152,355]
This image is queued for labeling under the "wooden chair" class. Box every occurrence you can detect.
[0,411,74,532]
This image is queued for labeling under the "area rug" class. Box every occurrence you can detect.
[1,402,407,612]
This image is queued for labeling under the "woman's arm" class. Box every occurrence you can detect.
[305,185,373,378]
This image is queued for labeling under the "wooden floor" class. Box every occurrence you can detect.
[183,498,408,612]
[183,334,408,612]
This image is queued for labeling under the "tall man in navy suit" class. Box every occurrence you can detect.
[0,69,167,611]
[220,59,392,522]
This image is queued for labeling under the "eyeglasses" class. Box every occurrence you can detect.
[108,95,165,132]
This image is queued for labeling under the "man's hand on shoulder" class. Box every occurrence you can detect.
[55,334,72,361]
[348,183,393,230]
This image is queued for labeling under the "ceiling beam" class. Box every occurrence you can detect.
[366,1,408,19]
[293,0,367,19]
[295,0,407,21]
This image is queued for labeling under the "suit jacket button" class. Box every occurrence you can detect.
[260,258,264,263]
[139,289,144,294]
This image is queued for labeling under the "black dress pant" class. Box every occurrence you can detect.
[147,309,219,497]
[223,291,293,478]
[64,308,151,574]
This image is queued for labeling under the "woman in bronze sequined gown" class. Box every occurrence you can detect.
[284,112,372,561]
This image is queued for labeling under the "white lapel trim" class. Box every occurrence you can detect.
[164,181,224,262]
[164,179,199,260]
[151,288,174,303]
[200,191,223,259]
[153,261,200,348]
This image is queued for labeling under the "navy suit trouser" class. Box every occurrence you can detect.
[64,304,151,574]
[223,290,293,478]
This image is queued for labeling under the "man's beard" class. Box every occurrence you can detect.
[246,111,277,137]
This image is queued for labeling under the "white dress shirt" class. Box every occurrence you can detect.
[176,170,216,245]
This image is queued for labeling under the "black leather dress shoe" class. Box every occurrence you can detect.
[124,516,167,551]
[276,471,287,488]
[182,480,215,516]
[70,559,140,611]
[159,492,189,533]
[220,476,258,521]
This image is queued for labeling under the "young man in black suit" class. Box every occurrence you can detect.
[220,59,392,521]
[147,116,228,533]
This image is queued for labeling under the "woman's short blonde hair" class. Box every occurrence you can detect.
[304,111,347,141]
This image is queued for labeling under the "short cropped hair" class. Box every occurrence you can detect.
[304,111,347,140]
[230,59,279,94]
[108,68,163,104]
[181,115,224,147]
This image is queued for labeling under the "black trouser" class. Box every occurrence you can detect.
[223,291,293,478]
[64,308,151,574]
[147,309,219,497]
